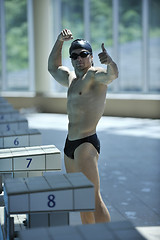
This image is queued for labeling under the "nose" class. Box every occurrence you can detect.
[77,55,82,60]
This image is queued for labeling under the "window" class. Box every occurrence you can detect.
[1,0,159,94]
[52,0,160,94]
[149,0,160,93]
[0,0,34,92]
[119,0,142,92]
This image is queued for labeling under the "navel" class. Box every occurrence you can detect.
[79,92,82,95]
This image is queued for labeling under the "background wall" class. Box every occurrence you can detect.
[4,94,160,119]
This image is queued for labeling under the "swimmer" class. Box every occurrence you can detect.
[48,29,118,224]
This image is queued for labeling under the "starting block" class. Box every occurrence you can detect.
[0,129,42,149]
[0,102,13,110]
[0,97,7,103]
[0,116,28,132]
[0,109,19,122]
[0,145,61,180]
[4,172,94,214]
[18,221,147,240]
[2,172,94,239]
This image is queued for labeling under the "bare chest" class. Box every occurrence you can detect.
[67,77,95,104]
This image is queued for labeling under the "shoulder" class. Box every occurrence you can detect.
[86,67,108,86]
[87,66,105,73]
[87,67,106,77]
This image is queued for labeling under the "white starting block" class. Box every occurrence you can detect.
[0,102,13,110]
[4,172,94,214]
[0,129,42,149]
[0,116,28,132]
[0,97,7,103]
[0,145,61,180]
[18,221,147,240]
[0,109,20,121]
[2,172,94,239]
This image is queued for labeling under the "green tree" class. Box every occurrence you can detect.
[5,0,28,71]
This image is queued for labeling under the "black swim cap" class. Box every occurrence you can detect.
[69,39,92,55]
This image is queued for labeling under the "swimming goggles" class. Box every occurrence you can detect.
[70,51,90,60]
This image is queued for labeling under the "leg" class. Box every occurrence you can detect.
[64,143,110,224]
[64,152,95,224]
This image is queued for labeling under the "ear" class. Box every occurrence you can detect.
[90,55,94,66]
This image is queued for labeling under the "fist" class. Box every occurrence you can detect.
[98,43,112,65]
[58,29,73,42]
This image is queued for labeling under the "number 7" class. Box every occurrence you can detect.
[26,158,32,168]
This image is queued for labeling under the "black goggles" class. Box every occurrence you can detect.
[70,51,90,60]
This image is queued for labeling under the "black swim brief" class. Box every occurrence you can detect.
[64,133,100,159]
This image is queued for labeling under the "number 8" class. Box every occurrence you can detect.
[48,194,56,208]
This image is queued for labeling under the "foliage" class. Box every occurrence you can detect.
[1,0,160,73]
[90,0,113,50]
[5,0,28,71]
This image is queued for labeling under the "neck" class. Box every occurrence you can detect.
[75,66,90,79]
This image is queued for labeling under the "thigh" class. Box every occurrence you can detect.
[74,142,100,193]
[64,153,76,173]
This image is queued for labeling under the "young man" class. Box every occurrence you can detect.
[48,29,118,224]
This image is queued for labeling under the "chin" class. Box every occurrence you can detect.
[76,65,84,69]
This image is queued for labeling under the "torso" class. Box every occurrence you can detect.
[67,68,107,140]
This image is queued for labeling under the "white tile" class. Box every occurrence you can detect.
[10,147,26,153]
[49,226,84,240]
[65,172,94,188]
[9,194,29,213]
[1,130,15,136]
[25,176,49,192]
[0,158,12,171]
[29,134,42,146]
[25,146,41,151]
[46,153,61,170]
[11,111,19,119]
[11,149,28,157]
[0,114,11,121]
[41,145,56,151]
[5,122,18,131]
[15,129,28,135]
[28,213,49,228]
[26,147,44,155]
[4,135,29,148]
[18,120,28,129]
[2,173,13,181]
[74,187,95,210]
[0,151,12,159]
[49,212,69,226]
[77,223,113,240]
[13,172,28,178]
[28,129,41,134]
[19,228,49,240]
[27,171,43,177]
[0,137,3,148]
[30,190,73,212]
[4,178,28,194]
[43,147,61,154]
[0,148,11,154]
[13,154,45,171]
[44,174,72,190]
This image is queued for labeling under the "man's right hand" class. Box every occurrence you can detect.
[58,29,73,42]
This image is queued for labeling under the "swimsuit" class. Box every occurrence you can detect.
[64,133,100,159]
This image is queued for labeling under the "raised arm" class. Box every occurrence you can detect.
[48,29,73,87]
[95,43,118,85]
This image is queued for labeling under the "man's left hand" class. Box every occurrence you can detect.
[98,43,112,65]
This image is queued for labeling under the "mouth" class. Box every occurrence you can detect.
[76,62,83,67]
